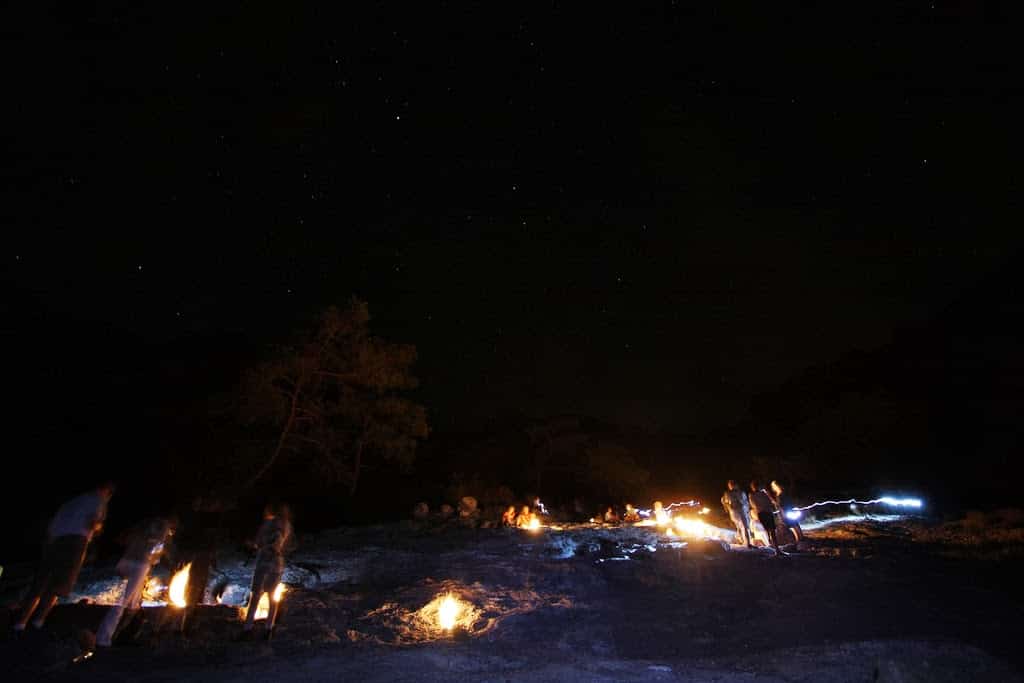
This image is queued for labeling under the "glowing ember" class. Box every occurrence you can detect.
[527,514,541,530]
[437,593,462,630]
[168,563,191,608]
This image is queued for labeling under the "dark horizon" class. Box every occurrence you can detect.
[4,4,1022,550]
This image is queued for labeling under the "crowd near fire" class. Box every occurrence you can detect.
[5,477,924,658]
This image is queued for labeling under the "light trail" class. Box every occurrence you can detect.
[785,496,922,521]
[638,500,700,517]
[799,514,905,531]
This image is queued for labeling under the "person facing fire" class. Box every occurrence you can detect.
[243,503,294,633]
[770,480,803,547]
[515,505,533,528]
[652,500,669,525]
[722,480,753,548]
[749,481,780,554]
[176,495,224,609]
[501,505,517,527]
[13,481,115,633]
[603,506,620,523]
[623,503,640,523]
[96,515,177,647]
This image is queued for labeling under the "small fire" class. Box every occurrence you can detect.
[671,516,727,540]
[437,593,461,630]
[254,593,270,620]
[527,515,541,530]
[168,563,191,608]
[142,576,164,602]
[253,583,286,620]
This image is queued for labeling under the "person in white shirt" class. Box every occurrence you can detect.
[13,482,115,632]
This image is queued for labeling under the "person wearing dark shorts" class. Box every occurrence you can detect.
[14,482,114,632]
[32,534,89,597]
[770,480,803,547]
[748,481,780,554]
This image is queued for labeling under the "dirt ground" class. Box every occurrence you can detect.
[2,515,1021,682]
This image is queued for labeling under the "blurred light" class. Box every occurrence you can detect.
[793,496,923,513]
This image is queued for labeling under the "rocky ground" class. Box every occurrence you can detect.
[2,512,1021,682]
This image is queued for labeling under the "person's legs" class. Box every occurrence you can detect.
[729,512,747,545]
[14,594,42,630]
[759,512,778,550]
[32,534,89,628]
[15,540,57,629]
[97,561,149,646]
[96,603,125,646]
[243,566,269,631]
[187,551,212,606]
[31,594,59,627]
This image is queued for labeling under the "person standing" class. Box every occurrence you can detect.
[770,480,803,547]
[748,481,780,554]
[721,480,753,548]
[176,495,224,610]
[96,516,176,647]
[243,504,294,633]
[13,482,115,632]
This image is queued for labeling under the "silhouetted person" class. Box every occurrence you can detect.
[603,506,620,523]
[770,480,803,547]
[243,504,294,632]
[501,505,516,527]
[177,495,224,609]
[515,505,532,528]
[749,481,780,554]
[721,480,753,548]
[14,482,114,632]
[623,503,640,523]
[96,516,176,647]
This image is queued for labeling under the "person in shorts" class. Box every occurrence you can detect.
[14,482,115,632]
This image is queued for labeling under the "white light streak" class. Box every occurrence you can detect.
[791,496,922,513]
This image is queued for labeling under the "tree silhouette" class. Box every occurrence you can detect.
[237,299,429,494]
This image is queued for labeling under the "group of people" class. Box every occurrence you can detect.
[10,481,295,646]
[599,503,641,524]
[721,479,803,554]
[501,502,542,528]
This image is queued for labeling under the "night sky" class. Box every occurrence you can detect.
[4,4,1020,449]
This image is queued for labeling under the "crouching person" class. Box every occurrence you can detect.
[96,516,176,647]
[243,504,294,633]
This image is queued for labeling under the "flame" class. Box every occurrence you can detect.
[654,508,670,526]
[527,515,541,530]
[698,507,711,515]
[142,576,164,602]
[671,516,723,540]
[250,583,286,620]
[254,592,271,620]
[168,563,191,608]
[437,593,461,630]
